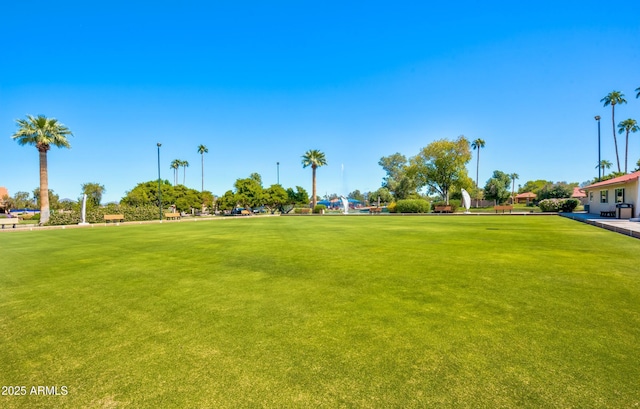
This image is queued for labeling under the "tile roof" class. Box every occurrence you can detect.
[583,171,640,190]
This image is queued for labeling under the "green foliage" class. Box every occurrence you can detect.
[10,191,34,209]
[81,182,105,206]
[234,176,263,210]
[378,153,418,199]
[519,179,551,195]
[33,188,61,210]
[537,182,576,200]
[411,136,472,203]
[387,202,397,213]
[122,180,204,212]
[483,170,512,204]
[395,199,430,213]
[216,190,237,212]
[46,204,161,225]
[313,204,327,214]
[286,186,309,205]
[368,187,394,205]
[264,184,289,213]
[538,198,579,213]
[348,189,365,203]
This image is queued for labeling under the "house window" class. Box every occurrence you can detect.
[615,188,625,203]
[589,191,594,202]
[600,190,608,203]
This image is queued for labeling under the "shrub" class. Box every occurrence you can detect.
[313,204,327,214]
[45,204,162,225]
[396,199,430,213]
[387,202,397,213]
[538,198,579,213]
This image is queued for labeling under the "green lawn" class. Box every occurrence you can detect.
[1,216,639,408]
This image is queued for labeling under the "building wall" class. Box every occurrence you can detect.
[586,181,639,218]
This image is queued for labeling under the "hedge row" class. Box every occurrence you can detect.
[395,199,431,213]
[47,205,161,226]
[538,198,579,212]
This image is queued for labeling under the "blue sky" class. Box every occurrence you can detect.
[1,1,639,203]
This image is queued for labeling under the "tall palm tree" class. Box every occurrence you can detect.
[618,118,639,173]
[471,139,485,207]
[11,115,73,224]
[596,159,612,176]
[636,87,640,99]
[509,173,519,204]
[601,91,627,173]
[301,149,328,209]
[197,144,208,192]
[170,159,181,186]
[181,160,189,185]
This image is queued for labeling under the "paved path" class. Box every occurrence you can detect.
[560,212,640,239]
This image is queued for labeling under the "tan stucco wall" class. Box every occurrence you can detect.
[586,181,639,218]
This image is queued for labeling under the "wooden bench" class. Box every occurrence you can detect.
[369,207,382,214]
[600,210,616,217]
[434,205,452,213]
[494,205,513,214]
[0,218,19,229]
[164,212,181,220]
[103,214,125,223]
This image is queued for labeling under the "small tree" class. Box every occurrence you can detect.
[483,171,512,204]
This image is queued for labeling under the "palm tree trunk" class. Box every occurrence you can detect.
[612,105,621,173]
[39,148,50,224]
[201,154,204,192]
[312,166,317,208]
[625,130,629,173]
[183,167,186,185]
[475,150,480,207]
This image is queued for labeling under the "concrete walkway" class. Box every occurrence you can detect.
[560,212,640,239]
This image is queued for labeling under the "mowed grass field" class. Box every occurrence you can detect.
[1,216,639,408]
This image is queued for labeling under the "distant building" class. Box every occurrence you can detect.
[515,192,536,205]
[0,187,8,212]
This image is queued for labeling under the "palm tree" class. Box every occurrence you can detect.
[509,173,519,204]
[181,160,189,185]
[197,144,208,192]
[301,149,328,209]
[170,159,181,186]
[596,159,612,176]
[11,115,73,224]
[471,139,485,207]
[617,118,639,173]
[636,87,640,99]
[601,91,627,173]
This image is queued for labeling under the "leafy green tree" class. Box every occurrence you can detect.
[378,153,418,200]
[197,144,208,192]
[11,191,34,209]
[121,180,203,212]
[348,189,365,203]
[368,187,393,206]
[234,176,263,210]
[483,171,512,204]
[249,172,263,186]
[518,179,551,196]
[216,190,237,212]
[33,188,61,212]
[11,115,73,224]
[301,149,327,209]
[81,182,105,207]
[286,186,309,205]
[601,91,627,173]
[537,182,576,200]
[263,184,288,213]
[618,118,639,173]
[411,136,472,204]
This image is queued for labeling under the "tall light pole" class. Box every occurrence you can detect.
[157,143,162,221]
[595,115,601,181]
[277,162,280,185]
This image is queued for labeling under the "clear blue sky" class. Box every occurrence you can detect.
[2,1,639,203]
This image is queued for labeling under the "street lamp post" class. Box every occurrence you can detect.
[277,162,280,185]
[157,143,162,221]
[595,115,601,181]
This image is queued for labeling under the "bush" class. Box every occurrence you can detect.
[396,199,431,213]
[46,204,162,225]
[387,202,397,213]
[538,198,579,213]
[313,204,327,214]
